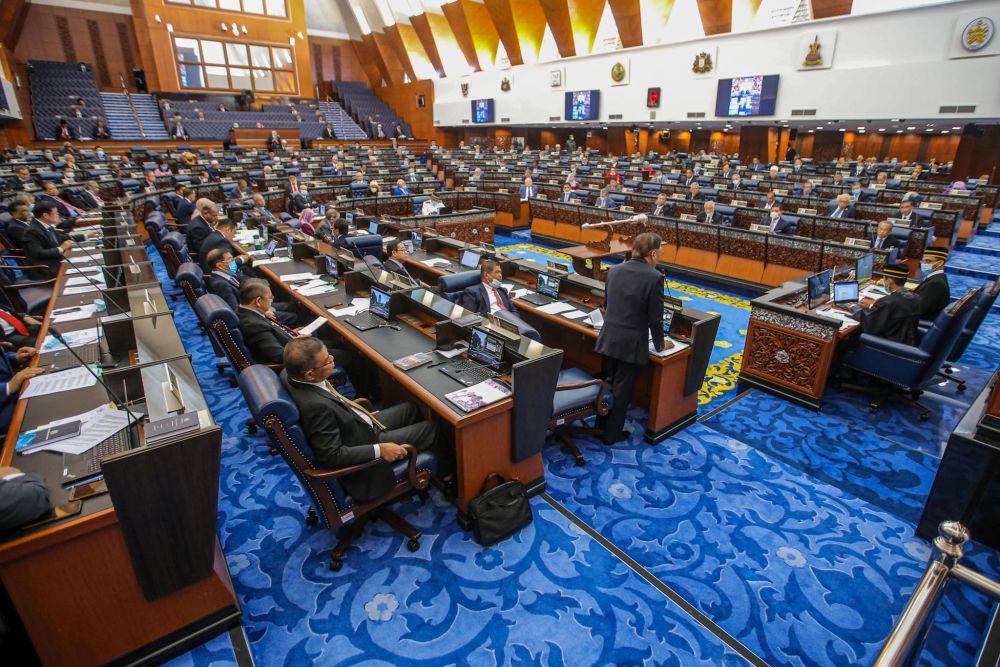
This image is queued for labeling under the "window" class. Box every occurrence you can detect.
[173,36,296,94]
[165,0,286,18]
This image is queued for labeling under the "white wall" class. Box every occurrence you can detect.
[432,0,1000,127]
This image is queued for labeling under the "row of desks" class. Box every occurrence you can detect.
[0,213,239,665]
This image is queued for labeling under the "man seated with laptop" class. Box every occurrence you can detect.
[459,260,518,315]
[281,337,441,504]
[238,279,377,398]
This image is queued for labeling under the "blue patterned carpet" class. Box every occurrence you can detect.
[149,232,999,666]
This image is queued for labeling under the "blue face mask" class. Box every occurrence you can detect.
[920,262,934,275]
[490,279,502,289]
[227,260,239,275]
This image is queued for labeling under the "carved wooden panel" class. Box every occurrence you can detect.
[720,228,766,261]
[116,22,135,79]
[551,201,578,225]
[55,16,76,62]
[767,237,822,272]
[743,321,831,398]
[87,20,111,87]
[678,222,717,253]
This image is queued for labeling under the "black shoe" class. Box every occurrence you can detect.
[601,430,631,445]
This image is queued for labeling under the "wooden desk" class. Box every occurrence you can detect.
[0,243,239,666]
[560,240,631,279]
[230,127,300,148]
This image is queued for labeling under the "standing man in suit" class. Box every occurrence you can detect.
[266,131,283,152]
[825,194,856,219]
[651,193,669,217]
[915,246,951,321]
[594,188,613,209]
[384,241,416,283]
[23,200,75,279]
[280,336,440,503]
[595,233,666,444]
[185,198,217,261]
[848,263,922,345]
[763,204,795,234]
[460,260,517,315]
[519,177,538,200]
[871,221,902,250]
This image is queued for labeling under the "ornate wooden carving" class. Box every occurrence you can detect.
[116,22,135,79]
[720,229,766,261]
[87,20,111,87]
[743,321,829,397]
[55,16,76,62]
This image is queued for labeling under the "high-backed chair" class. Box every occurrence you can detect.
[548,368,610,466]
[438,270,480,303]
[238,364,436,571]
[937,280,1000,391]
[840,288,980,419]
[195,294,271,388]
[495,310,541,342]
[160,232,190,281]
[345,234,383,260]
[175,262,206,311]
[0,258,53,315]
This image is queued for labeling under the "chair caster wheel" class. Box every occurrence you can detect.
[406,538,420,552]
[306,511,318,527]
[269,447,278,456]
[957,384,966,393]
[920,413,929,421]
[228,377,238,388]
[330,558,343,571]
[574,457,585,467]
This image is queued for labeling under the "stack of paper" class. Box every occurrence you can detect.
[421,258,451,268]
[41,327,100,352]
[536,301,577,315]
[20,365,99,398]
[16,404,134,456]
[66,274,106,288]
[329,298,370,318]
[51,303,100,324]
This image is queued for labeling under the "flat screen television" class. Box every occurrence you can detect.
[565,90,600,121]
[715,75,779,117]
[471,99,494,123]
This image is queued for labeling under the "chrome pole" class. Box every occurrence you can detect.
[873,521,969,667]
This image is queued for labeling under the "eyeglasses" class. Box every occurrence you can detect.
[308,355,334,372]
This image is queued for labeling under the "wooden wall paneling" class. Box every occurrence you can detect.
[378,79,439,142]
[0,46,33,146]
[926,135,960,163]
[462,0,501,68]
[886,134,920,163]
[952,125,1000,182]
[363,33,393,85]
[689,129,711,154]
[116,21,139,88]
[566,0,608,55]
[811,0,853,20]
[537,0,576,57]
[55,16,77,62]
[670,130,691,153]
[130,0,162,92]
[808,130,843,162]
[483,0,525,65]
[795,133,815,158]
[0,0,29,50]
[738,125,769,162]
[696,0,733,36]
[585,128,607,152]
[310,36,366,84]
[442,1,482,71]
[385,25,417,83]
[87,20,112,88]
[410,13,446,78]
[607,0,643,48]
[350,39,385,89]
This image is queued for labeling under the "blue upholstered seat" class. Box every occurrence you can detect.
[438,270,480,303]
[552,368,608,418]
[345,234,384,260]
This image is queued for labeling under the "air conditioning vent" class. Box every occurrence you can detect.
[790,109,817,116]
[500,117,510,122]
[957,105,976,113]
[462,119,470,124]
[649,111,656,120]
[549,116,561,121]
[686,112,706,118]
[939,105,957,113]
[609,114,623,120]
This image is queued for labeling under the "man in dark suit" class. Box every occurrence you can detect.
[174,188,196,230]
[593,188,614,209]
[651,193,670,217]
[871,220,902,251]
[730,174,746,191]
[0,467,51,530]
[460,260,517,315]
[239,280,374,397]
[288,185,312,217]
[914,246,951,321]
[558,183,576,203]
[384,241,416,284]
[7,167,34,190]
[686,183,704,201]
[185,198,217,262]
[199,218,250,272]
[824,194,856,219]
[682,169,696,187]
[170,120,189,140]
[595,233,666,444]
[697,200,728,226]
[38,182,84,222]
[321,123,336,139]
[330,219,351,250]
[23,200,75,279]
[280,336,438,503]
[266,131,283,152]
[762,205,795,234]
[519,178,538,201]
[5,202,31,248]
[56,120,75,140]
[206,249,297,325]
[78,181,105,210]
[848,263,922,345]
[897,200,922,226]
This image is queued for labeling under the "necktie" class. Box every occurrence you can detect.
[325,381,386,430]
[833,208,842,218]
[46,226,58,245]
[492,286,508,311]
[0,310,28,335]
[706,215,712,224]
[654,206,662,215]
[875,238,882,249]
[271,316,298,339]
[57,196,82,216]
[291,182,298,193]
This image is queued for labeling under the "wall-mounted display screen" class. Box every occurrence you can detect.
[715,75,779,117]
[471,99,494,123]
[565,90,600,121]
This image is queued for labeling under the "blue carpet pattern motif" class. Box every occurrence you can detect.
[147,231,999,666]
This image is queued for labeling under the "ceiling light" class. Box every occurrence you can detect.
[154,14,162,23]
[839,128,846,132]
[951,126,960,130]
[878,128,885,132]
[297,31,304,39]
[232,22,239,34]
[166,23,174,32]
[906,126,916,130]
[941,130,950,134]
[896,130,903,134]
[289,36,296,45]
[808,129,814,133]
[891,118,901,122]
[242,25,248,34]
[221,22,228,32]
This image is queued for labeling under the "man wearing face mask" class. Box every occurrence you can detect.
[199,218,252,273]
[460,260,518,315]
[762,204,795,234]
[205,249,298,325]
[849,183,865,202]
[914,246,950,321]
[847,263,921,345]
[288,184,313,216]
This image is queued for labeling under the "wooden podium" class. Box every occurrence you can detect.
[230,127,300,148]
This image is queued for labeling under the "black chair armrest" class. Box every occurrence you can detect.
[6,278,56,289]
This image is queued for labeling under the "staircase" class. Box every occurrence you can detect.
[318,101,367,140]
[100,92,169,140]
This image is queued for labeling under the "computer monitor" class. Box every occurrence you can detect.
[369,287,391,319]
[468,326,505,367]
[411,231,423,250]
[807,269,831,309]
[833,281,859,304]
[264,239,277,257]
[460,250,481,268]
[324,254,338,278]
[536,273,560,298]
[856,253,874,283]
[285,233,295,247]
[368,221,379,235]
[662,305,675,333]
[886,247,900,265]
[345,212,354,224]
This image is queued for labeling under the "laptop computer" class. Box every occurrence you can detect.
[832,281,859,305]
[460,249,481,269]
[439,326,505,386]
[345,287,392,331]
[521,273,560,306]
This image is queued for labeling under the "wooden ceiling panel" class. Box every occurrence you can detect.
[385,25,417,83]
[351,39,386,89]
[442,1,481,71]
[462,0,501,68]
[484,0,525,66]
[372,31,403,84]
[506,0,548,63]
[538,0,576,57]
[696,0,733,36]
[410,12,446,77]
[812,0,853,20]
[608,0,643,48]
[567,0,607,54]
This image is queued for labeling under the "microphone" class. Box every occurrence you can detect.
[63,242,128,313]
[47,325,142,450]
[582,213,648,229]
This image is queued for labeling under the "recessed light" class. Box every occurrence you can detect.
[951,127,960,130]
[808,129,814,133]
[906,126,916,130]
[878,128,885,132]
[839,128,846,132]
[857,127,864,130]
[896,130,903,134]
[941,130,950,134]
[891,118,901,122]
[816,126,823,130]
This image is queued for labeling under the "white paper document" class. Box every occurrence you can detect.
[510,288,532,300]
[299,284,338,297]
[281,272,319,283]
[41,327,100,352]
[18,404,133,456]
[298,317,328,336]
[421,258,451,267]
[20,365,99,398]
[66,275,106,287]
[536,301,577,315]
[63,284,103,295]
[51,303,100,323]
[561,309,588,320]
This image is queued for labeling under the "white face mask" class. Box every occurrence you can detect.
[770,212,781,221]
